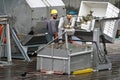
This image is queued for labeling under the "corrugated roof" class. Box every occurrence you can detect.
[46,0,65,6]
[26,0,46,8]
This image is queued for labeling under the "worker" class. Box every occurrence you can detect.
[46,9,58,43]
[58,11,76,43]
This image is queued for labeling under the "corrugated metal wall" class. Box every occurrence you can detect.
[0,0,5,15]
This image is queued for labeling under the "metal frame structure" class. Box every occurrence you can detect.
[0,15,31,62]
[93,28,112,71]
[10,27,30,61]
[92,18,120,71]
[0,0,66,60]
[0,15,12,65]
[37,30,93,74]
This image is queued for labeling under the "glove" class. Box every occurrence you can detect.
[55,32,58,38]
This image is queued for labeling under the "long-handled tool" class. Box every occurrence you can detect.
[32,31,66,55]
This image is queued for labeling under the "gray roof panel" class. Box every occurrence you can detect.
[26,0,46,8]
[46,0,65,6]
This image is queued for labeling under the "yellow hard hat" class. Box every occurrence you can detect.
[50,9,58,15]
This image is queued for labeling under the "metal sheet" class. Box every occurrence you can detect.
[37,47,92,74]
[70,52,92,71]
[0,0,4,15]
[26,0,46,8]
[46,0,65,6]
[23,35,47,45]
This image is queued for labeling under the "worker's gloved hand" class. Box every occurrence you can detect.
[70,26,73,28]
[54,32,58,43]
[55,32,58,38]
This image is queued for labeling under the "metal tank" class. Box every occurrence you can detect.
[0,0,66,59]
[0,0,66,34]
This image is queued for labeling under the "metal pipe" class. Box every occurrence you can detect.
[38,55,68,60]
[6,23,12,64]
[69,50,93,56]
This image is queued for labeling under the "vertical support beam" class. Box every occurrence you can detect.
[65,31,70,74]
[65,32,68,50]
[93,28,100,68]
[93,28,112,71]
[51,37,54,71]
[6,23,12,64]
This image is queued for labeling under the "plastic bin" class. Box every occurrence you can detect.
[78,1,119,18]
[77,1,119,42]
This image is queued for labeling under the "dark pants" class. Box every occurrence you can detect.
[46,33,53,43]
